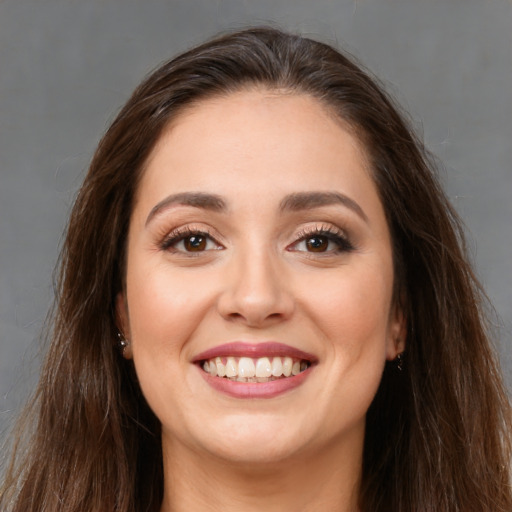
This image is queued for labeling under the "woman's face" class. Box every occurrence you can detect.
[118,90,404,465]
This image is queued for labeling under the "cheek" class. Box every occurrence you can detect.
[287,263,394,437]
[125,265,219,426]
[305,263,394,349]
[125,262,216,359]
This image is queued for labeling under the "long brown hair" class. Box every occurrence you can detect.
[2,27,511,512]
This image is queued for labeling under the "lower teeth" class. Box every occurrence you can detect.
[229,376,285,383]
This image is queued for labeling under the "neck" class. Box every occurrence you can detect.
[159,434,363,512]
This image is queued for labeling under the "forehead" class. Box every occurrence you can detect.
[150,89,367,163]
[135,90,382,222]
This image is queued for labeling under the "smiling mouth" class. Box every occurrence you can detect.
[200,356,311,383]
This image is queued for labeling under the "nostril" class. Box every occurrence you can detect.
[227,312,244,320]
[225,310,287,327]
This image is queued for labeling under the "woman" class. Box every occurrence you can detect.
[1,27,511,512]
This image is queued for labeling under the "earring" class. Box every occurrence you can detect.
[117,332,129,356]
[396,352,404,371]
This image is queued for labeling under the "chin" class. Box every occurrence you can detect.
[182,414,311,465]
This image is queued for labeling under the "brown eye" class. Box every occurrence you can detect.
[161,229,224,254]
[183,235,207,252]
[288,228,355,255]
[305,236,329,252]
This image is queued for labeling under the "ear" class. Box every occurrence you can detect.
[116,292,133,359]
[386,302,406,361]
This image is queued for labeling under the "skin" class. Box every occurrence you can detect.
[117,89,405,512]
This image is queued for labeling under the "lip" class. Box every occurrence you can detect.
[192,341,317,363]
[193,342,317,399]
[199,367,313,398]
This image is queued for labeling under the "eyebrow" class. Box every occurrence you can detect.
[145,190,368,226]
[279,191,368,222]
[145,192,227,226]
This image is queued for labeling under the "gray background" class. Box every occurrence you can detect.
[1,0,511,443]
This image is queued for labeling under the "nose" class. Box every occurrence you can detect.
[216,246,294,328]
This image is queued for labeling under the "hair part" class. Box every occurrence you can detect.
[2,26,511,512]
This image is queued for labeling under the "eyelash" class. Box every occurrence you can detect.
[160,224,354,256]
[290,225,355,254]
[160,226,222,253]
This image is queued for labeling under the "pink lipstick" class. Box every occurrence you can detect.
[193,342,317,399]
[193,341,316,362]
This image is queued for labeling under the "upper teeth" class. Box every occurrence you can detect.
[201,356,308,380]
